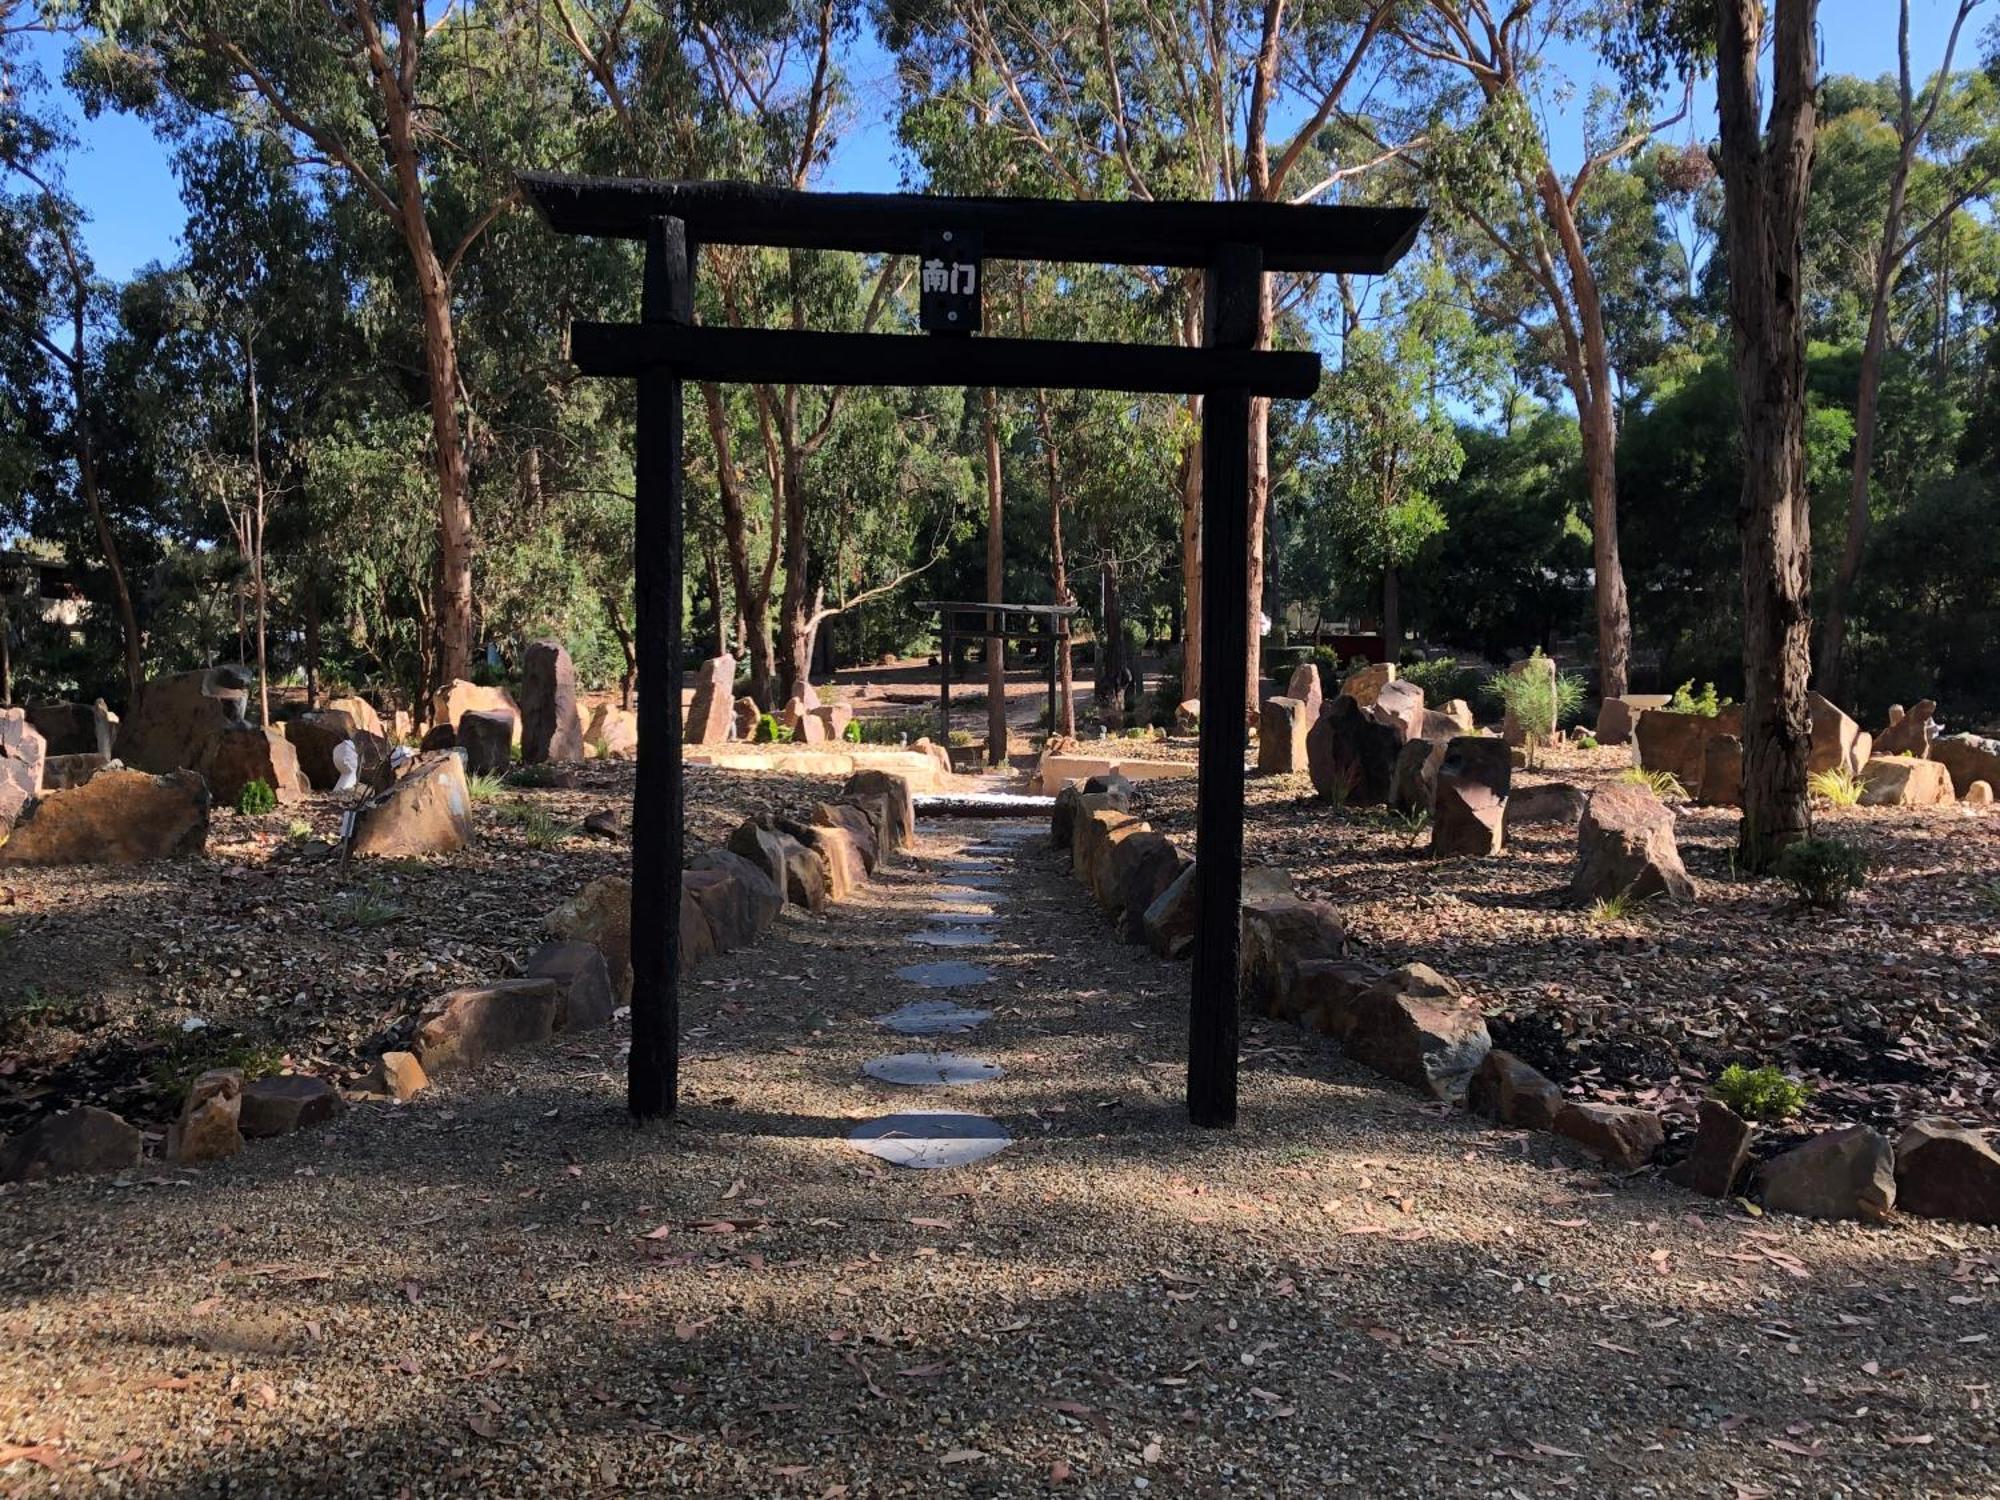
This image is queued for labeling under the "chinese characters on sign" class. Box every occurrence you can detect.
[919,228,982,335]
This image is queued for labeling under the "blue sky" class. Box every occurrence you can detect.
[19,0,1977,283]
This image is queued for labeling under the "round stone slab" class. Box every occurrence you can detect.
[847,1111,1012,1169]
[905,926,996,947]
[874,997,993,1034]
[862,1052,1005,1087]
[890,963,995,993]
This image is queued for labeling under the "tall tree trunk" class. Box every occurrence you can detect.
[1244,289,1272,725]
[1577,381,1631,698]
[776,437,812,706]
[1035,392,1077,739]
[700,382,776,704]
[1382,565,1401,662]
[983,389,1007,764]
[603,591,637,710]
[1717,0,1820,870]
[1179,281,1204,704]
[303,568,321,709]
[705,546,729,660]
[244,336,271,725]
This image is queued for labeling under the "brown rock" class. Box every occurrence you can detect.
[728,816,829,911]
[1367,679,1427,745]
[1467,1049,1565,1129]
[203,724,310,806]
[239,1075,345,1139]
[1806,692,1865,777]
[284,708,358,790]
[1109,830,1188,942]
[791,705,828,744]
[1756,1124,1895,1223]
[1504,781,1586,830]
[1670,1100,1755,1197]
[1894,1119,2000,1226]
[2,706,47,811]
[813,802,881,873]
[520,640,586,763]
[524,939,618,1032]
[1341,969,1490,1101]
[324,695,386,739]
[1697,733,1743,807]
[1595,694,1669,747]
[0,769,210,865]
[1285,662,1324,719]
[116,666,251,775]
[1053,776,1133,850]
[732,697,761,741]
[42,752,109,791]
[1338,661,1396,708]
[25,699,114,757]
[684,655,736,745]
[1859,755,1956,807]
[1306,695,1398,806]
[1240,891,1348,1020]
[0,1106,143,1182]
[1390,738,1446,814]
[432,679,522,745]
[1074,807,1146,899]
[414,979,562,1075]
[1633,709,1713,792]
[841,770,916,853]
[1570,782,1695,904]
[1932,733,2000,798]
[1289,958,1383,1038]
[168,1067,245,1164]
[353,1051,428,1102]
[1143,861,1197,959]
[1256,696,1310,775]
[347,751,472,858]
[1430,736,1509,858]
[688,848,784,945]
[418,723,457,754]
[586,703,639,759]
[783,818,866,901]
[544,875,632,1001]
[456,710,515,776]
[1874,698,1936,757]
[1553,1101,1663,1169]
[1969,780,1994,806]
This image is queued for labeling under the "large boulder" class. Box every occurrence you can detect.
[1074,807,1147,897]
[1142,861,1197,959]
[0,769,209,865]
[1806,693,1866,777]
[1338,662,1396,709]
[284,708,358,790]
[1756,1125,1895,1223]
[1053,773,1133,849]
[346,751,472,858]
[0,1106,142,1183]
[684,655,736,745]
[841,770,916,854]
[413,979,562,1075]
[202,725,310,806]
[1390,738,1446,815]
[1366,679,1427,745]
[728,816,829,911]
[25,699,114,758]
[586,703,639,759]
[1894,1119,2000,1226]
[1503,781,1587,831]
[813,802,881,874]
[1107,829,1187,941]
[1340,966,1491,1102]
[116,666,251,775]
[1430,736,1509,858]
[1256,696,1311,775]
[1,707,46,833]
[1306,695,1398,806]
[167,1067,244,1164]
[1874,699,1936,758]
[457,710,515,776]
[521,640,586,763]
[687,849,785,947]
[1285,662,1323,719]
[1633,709,1712,792]
[1859,755,1956,807]
[1467,1050,1566,1130]
[1240,890,1348,1020]
[324,695,386,739]
[1696,733,1743,807]
[238,1075,345,1139]
[431,680,522,745]
[545,875,632,1000]
[1553,1102,1664,1170]
[524,939,618,1032]
[1595,694,1669,747]
[1570,783,1695,905]
[1932,733,2000,799]
[783,818,867,903]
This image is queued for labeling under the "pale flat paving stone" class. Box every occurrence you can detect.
[846,1110,1012,1169]
[924,910,1002,926]
[905,926,996,947]
[890,962,996,992]
[861,1052,1005,1087]
[873,999,992,1034]
[936,875,1004,891]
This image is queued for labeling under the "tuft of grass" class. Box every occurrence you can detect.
[144,1023,285,1098]
[320,882,405,930]
[286,818,313,842]
[465,772,507,802]
[1977,879,2000,914]
[235,779,277,816]
[491,800,579,849]
[1712,1063,1809,1123]
[504,762,561,789]
[1588,888,1650,924]
[1772,836,1869,912]
[1574,733,1600,751]
[1807,767,1865,808]
[1620,766,1688,801]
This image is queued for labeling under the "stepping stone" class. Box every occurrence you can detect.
[888,964,994,995]
[938,858,1002,872]
[876,996,993,1034]
[938,875,1003,891]
[925,910,1000,926]
[862,1052,1005,1087]
[847,1111,1012,1169]
[906,927,996,947]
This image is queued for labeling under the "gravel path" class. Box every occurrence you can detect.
[3,813,1998,1498]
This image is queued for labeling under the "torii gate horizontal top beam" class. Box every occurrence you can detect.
[522,172,1425,276]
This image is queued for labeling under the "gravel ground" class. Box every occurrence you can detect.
[4,806,1999,1498]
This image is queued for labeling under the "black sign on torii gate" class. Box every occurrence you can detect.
[522,172,1423,1129]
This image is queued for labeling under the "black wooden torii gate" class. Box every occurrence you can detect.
[522,172,1421,1129]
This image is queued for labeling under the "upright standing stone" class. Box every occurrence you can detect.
[1,707,46,833]
[1257,696,1310,775]
[117,666,252,775]
[1285,662,1323,719]
[1874,698,1936,758]
[1501,655,1558,748]
[1806,692,1864,777]
[684,655,735,745]
[1697,733,1743,807]
[1570,782,1695,904]
[284,707,359,790]
[732,696,761,741]
[1367,678,1427,745]
[457,709,515,776]
[324,695,386,739]
[1306,695,1399,806]
[347,751,473,858]
[430,679,522,745]
[1390,738,1446,814]
[1430,736,1510,857]
[202,725,311,805]
[520,640,586,763]
[1339,661,1396,709]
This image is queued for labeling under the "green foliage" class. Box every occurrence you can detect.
[842,719,863,743]
[286,818,313,841]
[490,801,579,849]
[1665,680,1727,716]
[465,772,506,802]
[1807,767,1865,808]
[1575,733,1599,750]
[235,779,277,815]
[1712,1064,1810,1124]
[1772,837,1870,911]
[320,882,404,930]
[1620,766,1688,801]
[1482,651,1584,767]
[503,763,561,789]
[1588,890,1646,924]
[755,713,792,744]
[850,712,932,745]
[1399,656,1484,711]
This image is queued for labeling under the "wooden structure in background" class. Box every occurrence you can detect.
[523,171,1421,1128]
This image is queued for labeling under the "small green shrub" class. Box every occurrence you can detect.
[1482,650,1585,768]
[755,712,791,744]
[286,818,313,842]
[1807,767,1865,808]
[1575,733,1599,751]
[235,779,278,816]
[1771,836,1869,911]
[1400,656,1484,710]
[1712,1063,1810,1123]
[466,772,506,802]
[842,720,863,743]
[1620,766,1688,801]
[1588,889,1648,924]
[1665,680,1729,717]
